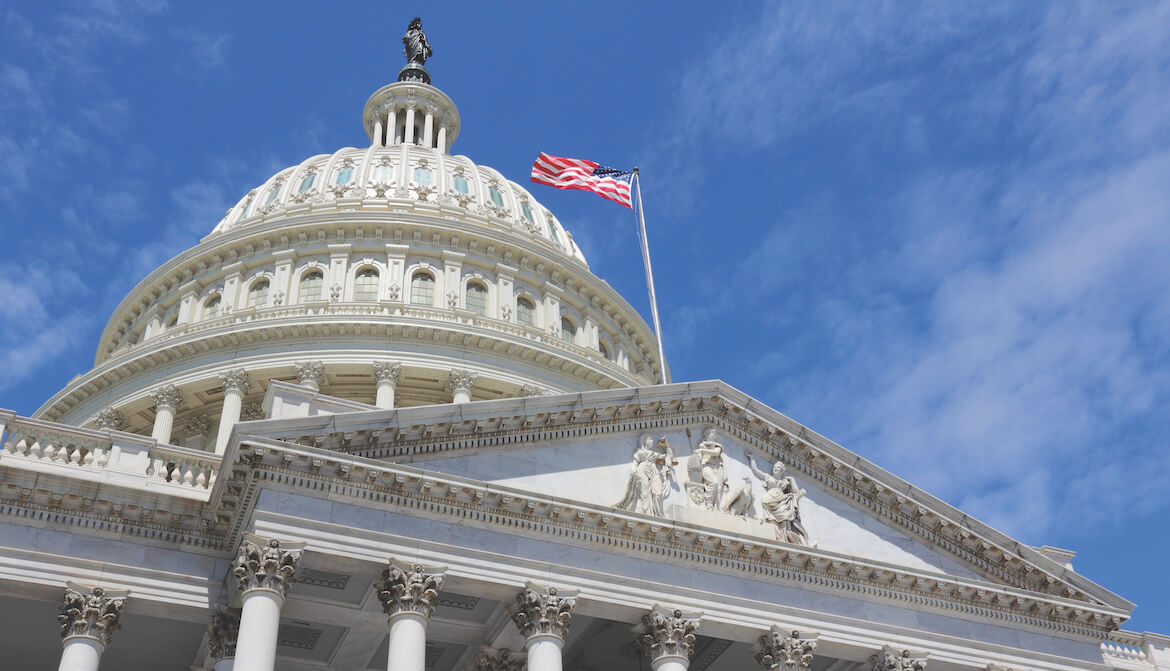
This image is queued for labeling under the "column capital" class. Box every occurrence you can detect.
[753,626,818,671]
[151,384,185,412]
[512,582,577,642]
[374,558,447,621]
[295,361,325,391]
[232,534,305,599]
[94,408,126,431]
[519,384,548,397]
[636,605,701,664]
[184,416,210,439]
[219,369,251,394]
[473,647,526,671]
[868,647,928,671]
[447,369,478,394]
[373,361,402,385]
[58,583,129,646]
[208,606,241,661]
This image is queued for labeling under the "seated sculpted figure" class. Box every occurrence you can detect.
[685,428,727,510]
[746,450,809,545]
[615,435,676,517]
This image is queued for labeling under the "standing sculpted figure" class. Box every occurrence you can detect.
[615,435,677,516]
[402,17,433,65]
[746,450,809,545]
[685,428,728,510]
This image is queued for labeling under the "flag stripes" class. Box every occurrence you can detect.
[530,152,633,208]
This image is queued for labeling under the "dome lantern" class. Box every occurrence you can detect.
[362,18,459,152]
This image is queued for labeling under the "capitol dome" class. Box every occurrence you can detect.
[33,69,662,451]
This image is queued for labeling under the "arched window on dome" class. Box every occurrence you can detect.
[516,297,536,326]
[237,195,254,221]
[335,167,353,185]
[165,313,178,330]
[489,187,504,207]
[248,280,270,308]
[372,164,394,183]
[297,173,316,193]
[453,175,469,194]
[300,270,324,302]
[599,340,611,360]
[354,267,380,302]
[411,271,435,306]
[560,316,577,344]
[465,281,487,316]
[264,185,281,206]
[203,295,221,320]
[414,168,431,185]
[521,202,535,225]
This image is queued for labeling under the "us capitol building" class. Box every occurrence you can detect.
[2,20,1167,671]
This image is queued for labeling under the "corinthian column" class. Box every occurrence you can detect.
[635,605,702,671]
[512,582,577,671]
[214,369,250,455]
[57,583,128,671]
[295,361,325,392]
[208,607,241,671]
[868,647,928,671]
[373,361,401,409]
[231,535,304,671]
[374,559,446,671]
[753,627,818,671]
[150,385,184,444]
[447,369,477,404]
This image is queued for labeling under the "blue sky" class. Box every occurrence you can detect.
[2,1,1168,634]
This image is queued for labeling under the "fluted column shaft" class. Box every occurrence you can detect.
[375,559,446,671]
[373,362,401,410]
[150,385,184,444]
[231,536,304,671]
[215,370,249,455]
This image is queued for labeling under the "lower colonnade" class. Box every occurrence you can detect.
[51,535,935,671]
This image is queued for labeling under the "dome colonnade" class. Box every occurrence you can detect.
[32,71,663,452]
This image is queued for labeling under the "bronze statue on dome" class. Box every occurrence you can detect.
[403,17,433,66]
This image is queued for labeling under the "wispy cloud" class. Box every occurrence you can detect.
[653,2,1170,540]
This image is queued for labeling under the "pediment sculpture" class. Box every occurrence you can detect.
[614,428,810,546]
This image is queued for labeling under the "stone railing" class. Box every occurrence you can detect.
[1103,631,1170,670]
[0,410,218,500]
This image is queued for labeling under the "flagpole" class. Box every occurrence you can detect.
[632,168,669,385]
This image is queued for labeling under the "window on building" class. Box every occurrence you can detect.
[248,280,269,308]
[203,295,221,320]
[165,313,178,329]
[373,165,393,183]
[453,175,469,194]
[355,268,380,301]
[238,196,253,220]
[516,297,536,326]
[298,174,316,193]
[411,271,435,305]
[549,221,564,246]
[300,270,324,302]
[414,168,431,185]
[599,341,610,360]
[465,281,487,316]
[335,167,353,185]
[561,317,576,343]
[264,186,281,205]
[489,187,504,207]
[521,202,534,224]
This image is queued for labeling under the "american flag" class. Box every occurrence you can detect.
[530,152,633,208]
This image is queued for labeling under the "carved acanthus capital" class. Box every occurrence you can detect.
[219,369,250,395]
[295,361,325,391]
[374,558,446,621]
[94,408,126,431]
[753,627,818,671]
[512,582,577,641]
[473,647,526,671]
[447,369,478,395]
[373,361,402,386]
[241,402,265,421]
[151,384,185,412]
[232,535,305,598]
[184,415,210,438]
[58,583,128,646]
[869,647,928,671]
[636,605,701,663]
[208,606,241,661]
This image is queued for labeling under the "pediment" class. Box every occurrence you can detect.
[252,379,1133,621]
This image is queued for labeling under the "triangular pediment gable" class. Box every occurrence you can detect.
[246,380,1133,627]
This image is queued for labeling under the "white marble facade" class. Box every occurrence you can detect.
[1,20,1168,671]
